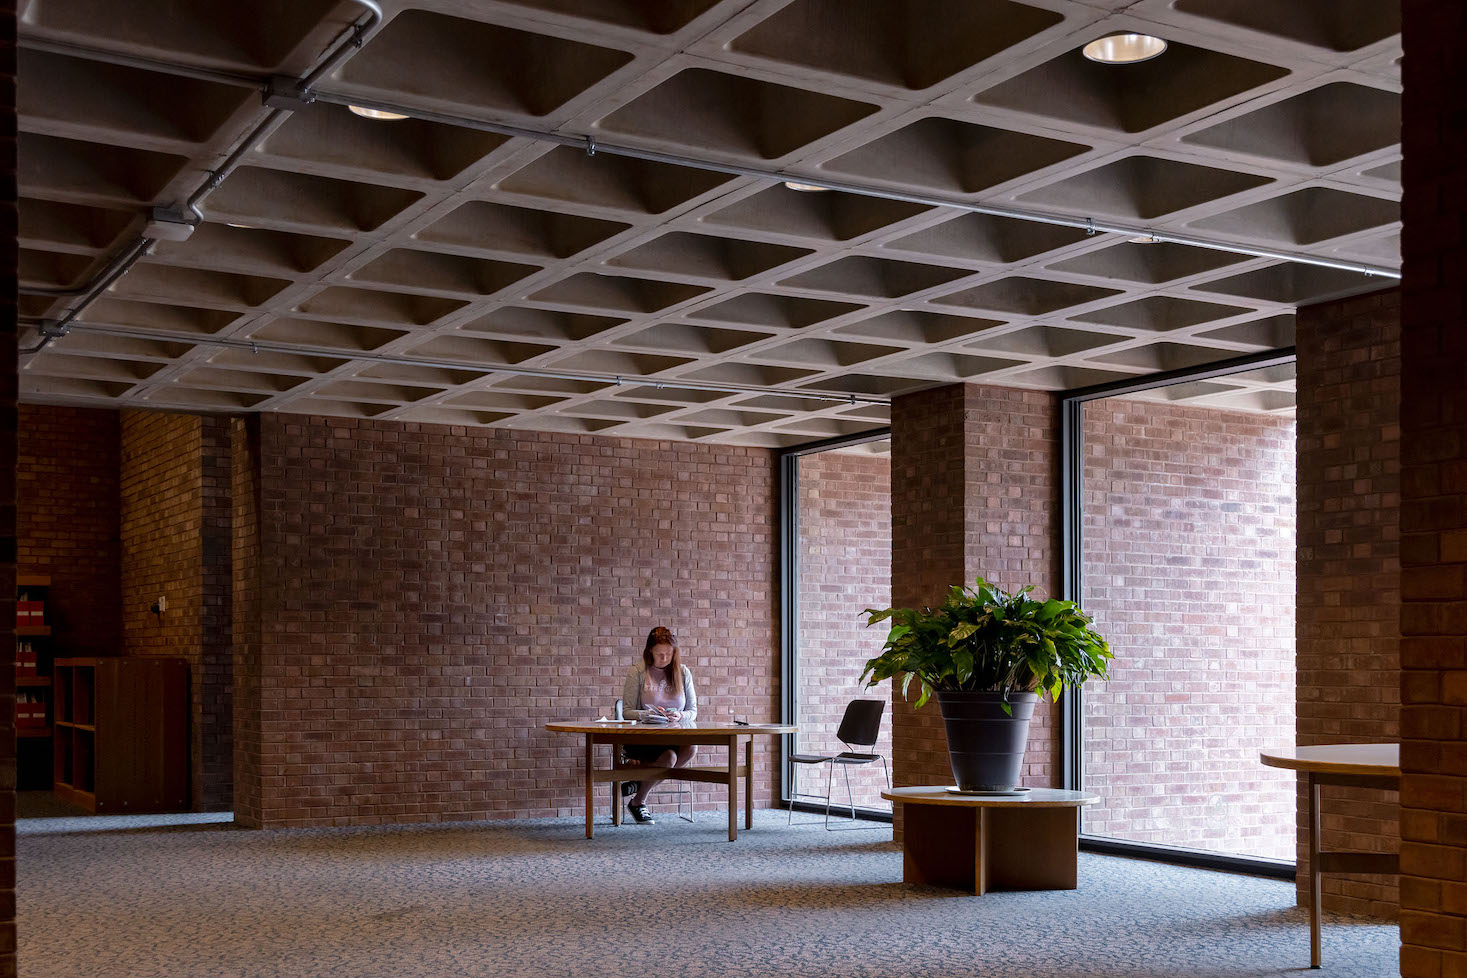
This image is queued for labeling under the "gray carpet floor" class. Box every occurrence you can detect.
[17,809,1398,978]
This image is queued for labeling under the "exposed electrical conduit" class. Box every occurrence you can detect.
[15,33,1402,283]
[18,0,384,353]
[19,21,1397,399]
[59,322,890,406]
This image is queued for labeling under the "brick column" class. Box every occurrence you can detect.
[1400,2,1467,974]
[889,384,1061,831]
[0,1,17,973]
[1295,289,1401,919]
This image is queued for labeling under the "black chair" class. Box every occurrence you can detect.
[787,698,888,830]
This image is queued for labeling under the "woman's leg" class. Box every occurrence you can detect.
[631,749,678,805]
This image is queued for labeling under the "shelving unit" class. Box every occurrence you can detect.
[53,657,188,813]
[15,576,53,780]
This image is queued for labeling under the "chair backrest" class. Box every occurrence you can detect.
[836,699,885,748]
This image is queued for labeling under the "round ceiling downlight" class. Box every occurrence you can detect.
[348,105,411,121]
[783,181,829,192]
[1082,33,1168,64]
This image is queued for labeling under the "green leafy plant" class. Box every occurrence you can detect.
[859,577,1112,711]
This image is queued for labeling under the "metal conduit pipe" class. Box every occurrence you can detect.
[57,321,889,406]
[16,31,1400,282]
[19,238,153,354]
[185,0,384,220]
[310,91,1402,282]
[20,0,386,355]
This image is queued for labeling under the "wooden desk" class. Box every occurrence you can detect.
[882,786,1099,894]
[546,720,795,842]
[1260,743,1400,970]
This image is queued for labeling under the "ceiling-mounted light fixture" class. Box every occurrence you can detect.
[348,104,410,121]
[226,222,257,230]
[783,181,829,192]
[1082,33,1168,64]
[1128,234,1160,244]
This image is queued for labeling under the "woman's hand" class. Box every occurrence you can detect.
[663,709,682,721]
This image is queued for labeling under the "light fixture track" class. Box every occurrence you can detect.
[13,34,1401,283]
[48,322,890,407]
[312,90,1406,282]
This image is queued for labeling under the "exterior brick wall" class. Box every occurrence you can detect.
[889,383,1061,836]
[1082,398,1297,861]
[16,405,120,656]
[233,413,780,828]
[120,410,232,811]
[0,0,17,969]
[795,449,891,812]
[1400,1,1467,972]
[1297,288,1402,920]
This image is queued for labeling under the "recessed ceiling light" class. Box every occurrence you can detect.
[226,222,256,230]
[783,181,829,193]
[348,105,410,121]
[1082,33,1168,64]
[1128,234,1160,244]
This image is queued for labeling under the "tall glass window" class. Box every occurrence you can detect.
[788,440,892,814]
[1078,367,1298,862]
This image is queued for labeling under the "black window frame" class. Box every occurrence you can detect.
[1060,347,1298,878]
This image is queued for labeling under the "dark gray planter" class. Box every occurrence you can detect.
[936,690,1038,792]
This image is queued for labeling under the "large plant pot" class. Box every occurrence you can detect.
[935,690,1038,792]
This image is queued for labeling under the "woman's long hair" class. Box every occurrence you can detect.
[642,626,683,695]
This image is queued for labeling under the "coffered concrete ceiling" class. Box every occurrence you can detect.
[16,0,1400,446]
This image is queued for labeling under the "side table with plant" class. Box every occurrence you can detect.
[860,577,1112,792]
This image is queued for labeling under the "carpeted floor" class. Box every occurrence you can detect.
[17,809,1397,978]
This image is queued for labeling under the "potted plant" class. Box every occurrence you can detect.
[860,577,1112,792]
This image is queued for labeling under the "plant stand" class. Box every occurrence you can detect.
[882,786,1100,894]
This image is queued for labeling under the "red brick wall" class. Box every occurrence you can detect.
[1,0,17,970]
[796,449,891,810]
[231,417,263,829]
[1297,288,1402,919]
[233,413,779,828]
[16,405,120,655]
[1400,1,1467,972]
[1081,399,1297,860]
[120,410,232,811]
[889,383,1061,835]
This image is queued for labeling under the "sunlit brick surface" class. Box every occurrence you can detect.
[1081,398,1297,861]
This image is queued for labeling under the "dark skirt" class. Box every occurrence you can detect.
[622,743,677,763]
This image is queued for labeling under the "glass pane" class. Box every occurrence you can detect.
[794,445,892,812]
[1080,385,1296,860]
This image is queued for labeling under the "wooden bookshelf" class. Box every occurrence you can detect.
[53,658,188,813]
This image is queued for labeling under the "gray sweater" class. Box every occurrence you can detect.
[621,664,698,721]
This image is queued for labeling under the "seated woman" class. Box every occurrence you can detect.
[619,625,698,824]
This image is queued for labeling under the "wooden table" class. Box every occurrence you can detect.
[546,720,795,842]
[882,786,1099,894]
[1260,744,1400,970]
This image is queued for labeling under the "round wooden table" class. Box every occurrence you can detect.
[547,720,795,841]
[882,786,1099,894]
[1260,744,1399,969]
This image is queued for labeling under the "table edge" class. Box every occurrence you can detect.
[880,787,1100,807]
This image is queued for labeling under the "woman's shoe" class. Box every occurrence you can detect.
[628,803,655,824]
[621,780,641,798]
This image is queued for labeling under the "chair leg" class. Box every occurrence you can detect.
[787,762,796,825]
[823,759,836,829]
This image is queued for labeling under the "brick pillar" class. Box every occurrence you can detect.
[1400,2,1467,974]
[230,417,262,829]
[0,0,16,972]
[1295,289,1401,919]
[889,384,1061,832]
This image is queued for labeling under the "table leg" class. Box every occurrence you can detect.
[584,735,595,840]
[612,777,622,827]
[745,736,754,830]
[1309,773,1322,969]
[728,734,738,842]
